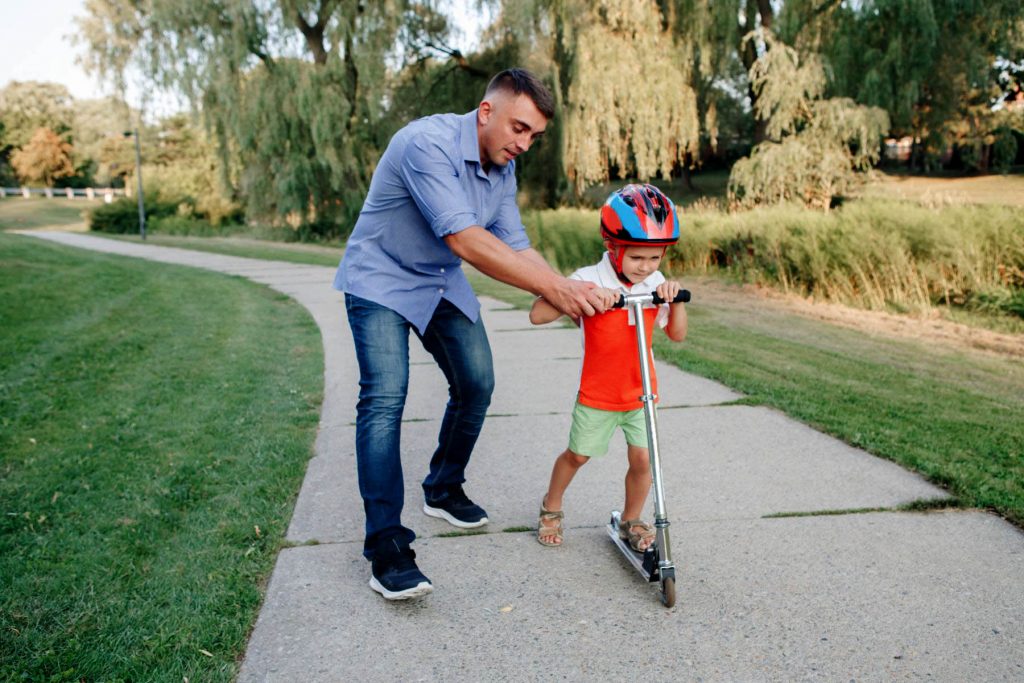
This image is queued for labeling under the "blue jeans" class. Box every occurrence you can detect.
[344,294,494,559]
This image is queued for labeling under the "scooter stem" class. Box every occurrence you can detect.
[626,295,673,572]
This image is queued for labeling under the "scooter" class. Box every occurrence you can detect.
[605,289,690,608]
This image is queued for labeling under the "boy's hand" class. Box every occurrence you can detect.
[595,287,620,310]
[656,280,683,303]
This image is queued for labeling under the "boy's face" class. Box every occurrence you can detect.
[619,245,665,284]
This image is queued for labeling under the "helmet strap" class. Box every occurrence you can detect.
[606,243,632,286]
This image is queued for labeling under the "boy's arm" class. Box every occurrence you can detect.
[656,280,688,342]
[664,301,688,341]
[529,296,565,325]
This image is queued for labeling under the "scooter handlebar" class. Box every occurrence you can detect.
[611,289,691,309]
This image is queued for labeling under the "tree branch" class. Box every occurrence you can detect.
[794,0,844,39]
[288,0,340,65]
[424,41,489,79]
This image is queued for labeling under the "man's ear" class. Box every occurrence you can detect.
[478,99,493,124]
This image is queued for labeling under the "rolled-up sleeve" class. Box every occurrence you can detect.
[486,173,531,250]
[400,138,478,239]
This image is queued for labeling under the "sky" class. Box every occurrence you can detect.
[1,0,107,100]
[1,0,489,115]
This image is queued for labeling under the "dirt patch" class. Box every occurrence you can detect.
[690,276,1024,359]
[859,173,1024,207]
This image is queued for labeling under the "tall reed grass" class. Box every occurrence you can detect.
[524,199,1024,319]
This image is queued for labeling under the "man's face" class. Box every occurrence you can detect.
[477,91,548,168]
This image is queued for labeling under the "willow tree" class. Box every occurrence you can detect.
[728,31,889,210]
[76,0,448,233]
[485,0,701,200]
[559,1,700,194]
[825,0,1023,170]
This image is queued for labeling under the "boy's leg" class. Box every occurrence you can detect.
[345,294,416,559]
[538,448,588,546]
[543,449,590,512]
[622,443,653,521]
[415,299,494,510]
[551,402,618,509]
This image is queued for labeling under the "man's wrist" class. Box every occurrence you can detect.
[534,271,566,300]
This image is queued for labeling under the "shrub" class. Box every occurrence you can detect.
[523,198,1024,319]
[88,197,179,234]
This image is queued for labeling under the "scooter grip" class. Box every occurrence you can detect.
[653,290,691,305]
[612,290,692,308]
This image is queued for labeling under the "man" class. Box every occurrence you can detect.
[334,68,605,600]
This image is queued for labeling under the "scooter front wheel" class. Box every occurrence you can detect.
[660,577,676,608]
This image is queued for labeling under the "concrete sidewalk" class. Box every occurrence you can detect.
[23,231,1024,682]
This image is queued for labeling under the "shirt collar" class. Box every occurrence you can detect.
[460,110,480,164]
[460,109,513,177]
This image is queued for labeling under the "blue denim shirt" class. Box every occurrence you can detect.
[334,110,530,334]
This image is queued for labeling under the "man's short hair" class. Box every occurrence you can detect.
[484,68,555,119]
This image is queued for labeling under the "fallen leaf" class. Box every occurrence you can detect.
[254,525,261,537]
[199,649,214,658]
[499,605,513,613]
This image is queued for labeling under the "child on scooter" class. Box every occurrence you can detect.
[529,184,687,550]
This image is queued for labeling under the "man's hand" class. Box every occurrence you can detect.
[541,278,608,318]
[593,287,621,310]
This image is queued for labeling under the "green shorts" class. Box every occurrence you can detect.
[568,402,649,457]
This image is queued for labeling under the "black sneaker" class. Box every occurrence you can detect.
[423,486,489,529]
[369,541,433,600]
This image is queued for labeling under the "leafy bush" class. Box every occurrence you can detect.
[139,161,242,225]
[88,196,179,234]
[727,32,889,210]
[524,208,604,272]
[524,198,1024,320]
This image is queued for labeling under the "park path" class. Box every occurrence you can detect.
[20,231,1024,682]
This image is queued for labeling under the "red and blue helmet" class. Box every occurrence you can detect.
[600,183,680,247]
[600,184,679,276]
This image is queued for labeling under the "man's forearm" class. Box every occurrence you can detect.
[445,227,562,297]
[445,227,605,318]
[519,247,557,273]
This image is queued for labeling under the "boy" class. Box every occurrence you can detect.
[529,184,687,550]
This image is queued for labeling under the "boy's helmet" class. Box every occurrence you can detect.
[600,183,680,247]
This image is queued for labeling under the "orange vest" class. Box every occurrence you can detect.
[577,307,658,411]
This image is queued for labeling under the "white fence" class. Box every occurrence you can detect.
[0,187,128,203]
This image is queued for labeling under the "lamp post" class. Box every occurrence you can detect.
[124,129,146,240]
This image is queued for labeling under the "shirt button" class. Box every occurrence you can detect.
[440,267,445,273]
[439,288,445,294]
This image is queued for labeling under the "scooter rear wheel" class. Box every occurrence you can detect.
[660,577,676,607]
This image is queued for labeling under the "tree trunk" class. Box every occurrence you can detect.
[740,0,775,144]
[291,0,338,66]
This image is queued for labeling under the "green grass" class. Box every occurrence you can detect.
[0,233,323,681]
[101,233,344,267]
[465,273,1024,529]
[0,197,100,230]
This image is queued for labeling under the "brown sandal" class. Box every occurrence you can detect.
[618,519,655,552]
[537,499,564,547]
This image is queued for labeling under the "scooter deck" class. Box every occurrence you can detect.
[606,513,660,582]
